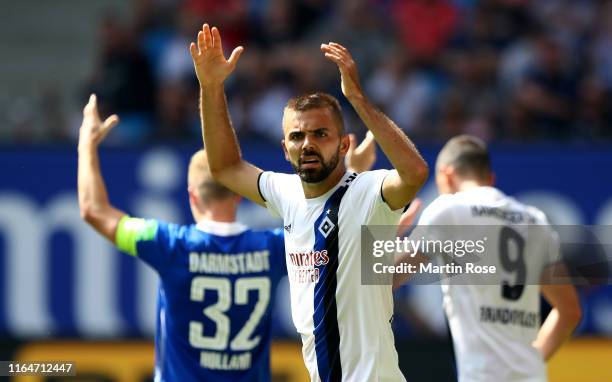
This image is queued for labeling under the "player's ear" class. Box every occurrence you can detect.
[443,165,455,178]
[281,139,290,161]
[489,172,496,186]
[187,187,199,206]
[339,134,350,155]
[445,166,461,191]
[436,165,454,194]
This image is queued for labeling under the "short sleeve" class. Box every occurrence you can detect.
[115,216,183,272]
[258,171,298,218]
[349,170,405,226]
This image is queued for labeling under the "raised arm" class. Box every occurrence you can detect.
[78,94,126,242]
[190,24,265,206]
[321,43,428,210]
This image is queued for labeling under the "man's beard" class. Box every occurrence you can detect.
[292,149,340,183]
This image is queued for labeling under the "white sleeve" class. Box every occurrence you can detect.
[349,170,406,225]
[258,171,296,218]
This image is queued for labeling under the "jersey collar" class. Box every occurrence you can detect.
[195,220,248,236]
[305,171,353,205]
[462,186,506,199]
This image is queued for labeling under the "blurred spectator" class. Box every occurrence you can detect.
[497,26,538,96]
[85,14,156,143]
[514,33,578,140]
[366,49,438,138]
[390,0,459,62]
[183,0,248,49]
[155,81,199,141]
[248,69,295,142]
[309,0,391,78]
[529,0,595,56]
[577,75,612,140]
[294,0,333,36]
[440,47,498,141]
[133,0,177,35]
[585,0,612,138]
[465,0,531,50]
[156,8,199,85]
[592,2,612,91]
[251,0,301,48]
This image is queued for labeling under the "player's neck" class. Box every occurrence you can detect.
[457,180,490,193]
[301,163,347,199]
[192,205,237,223]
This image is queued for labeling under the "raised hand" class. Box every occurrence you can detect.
[321,42,363,101]
[190,24,244,88]
[346,131,377,173]
[78,94,119,148]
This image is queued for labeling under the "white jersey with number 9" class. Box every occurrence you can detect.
[416,186,558,382]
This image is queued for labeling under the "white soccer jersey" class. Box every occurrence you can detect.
[259,170,406,382]
[417,187,558,382]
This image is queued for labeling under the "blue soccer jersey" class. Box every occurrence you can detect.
[116,217,286,382]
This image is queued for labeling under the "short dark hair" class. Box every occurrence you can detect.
[436,135,491,180]
[285,92,345,134]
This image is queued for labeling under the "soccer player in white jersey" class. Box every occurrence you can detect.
[190,24,428,381]
[400,135,581,382]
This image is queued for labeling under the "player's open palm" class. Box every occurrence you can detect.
[321,42,363,100]
[190,24,244,88]
[346,131,377,173]
[78,94,119,148]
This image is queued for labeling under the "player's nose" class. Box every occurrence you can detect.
[302,134,316,151]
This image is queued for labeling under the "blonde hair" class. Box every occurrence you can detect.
[188,149,234,202]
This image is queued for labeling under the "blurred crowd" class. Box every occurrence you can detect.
[15,0,612,143]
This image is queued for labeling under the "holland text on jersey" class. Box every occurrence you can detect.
[199,351,252,370]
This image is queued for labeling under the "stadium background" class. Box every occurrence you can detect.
[1,0,611,381]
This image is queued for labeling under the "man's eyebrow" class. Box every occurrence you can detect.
[307,127,329,134]
[287,127,329,136]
